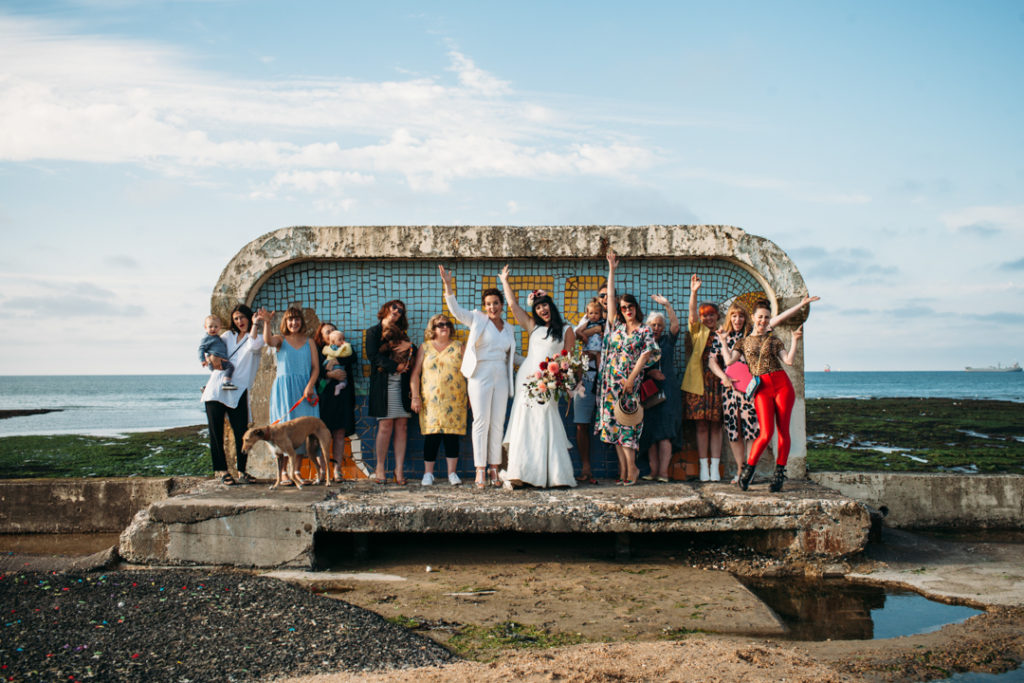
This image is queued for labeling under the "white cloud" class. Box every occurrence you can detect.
[940,205,1024,235]
[0,14,654,194]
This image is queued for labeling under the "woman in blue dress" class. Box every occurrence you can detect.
[639,295,682,481]
[259,306,321,482]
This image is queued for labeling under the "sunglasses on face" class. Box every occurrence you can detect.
[436,322,452,329]
[598,293,607,299]
[390,304,405,314]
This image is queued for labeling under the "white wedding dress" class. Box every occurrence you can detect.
[502,325,577,488]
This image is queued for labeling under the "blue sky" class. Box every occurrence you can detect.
[0,0,1022,373]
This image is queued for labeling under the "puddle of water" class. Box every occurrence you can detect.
[741,579,983,641]
[934,663,1024,681]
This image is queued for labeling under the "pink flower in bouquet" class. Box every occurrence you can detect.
[534,370,544,379]
[537,382,547,392]
[560,360,570,370]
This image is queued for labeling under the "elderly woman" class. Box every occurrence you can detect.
[410,314,467,486]
[201,304,264,485]
[440,265,515,488]
[314,321,357,481]
[682,275,724,482]
[638,295,682,482]
[594,250,660,485]
[366,300,415,485]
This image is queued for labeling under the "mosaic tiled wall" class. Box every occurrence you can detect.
[252,258,765,477]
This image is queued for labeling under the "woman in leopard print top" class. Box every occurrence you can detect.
[718,297,815,493]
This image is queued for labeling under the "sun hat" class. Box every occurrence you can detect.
[613,394,643,427]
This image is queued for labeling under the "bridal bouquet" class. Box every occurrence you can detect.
[526,348,587,405]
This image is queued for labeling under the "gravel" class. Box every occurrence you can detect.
[0,569,457,682]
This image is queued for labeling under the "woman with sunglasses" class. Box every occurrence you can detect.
[410,314,467,486]
[366,300,415,484]
[594,249,660,485]
[440,265,515,488]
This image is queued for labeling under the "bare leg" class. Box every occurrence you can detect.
[623,446,639,483]
[657,439,672,479]
[445,457,459,476]
[695,420,710,463]
[728,439,745,481]
[614,444,627,482]
[374,419,393,481]
[710,422,724,460]
[331,429,346,480]
[646,444,658,479]
[392,417,408,483]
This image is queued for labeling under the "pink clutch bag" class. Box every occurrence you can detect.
[725,362,760,399]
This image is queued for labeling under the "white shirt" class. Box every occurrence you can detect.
[201,329,265,409]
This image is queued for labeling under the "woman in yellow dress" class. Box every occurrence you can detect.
[410,314,468,485]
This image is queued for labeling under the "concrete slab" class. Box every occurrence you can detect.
[119,478,870,569]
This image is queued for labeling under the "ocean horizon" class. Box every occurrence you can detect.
[0,371,1022,437]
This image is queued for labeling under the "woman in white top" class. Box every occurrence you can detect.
[201,304,265,485]
[440,265,515,488]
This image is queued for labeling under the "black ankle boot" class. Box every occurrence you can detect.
[769,465,787,493]
[737,464,756,491]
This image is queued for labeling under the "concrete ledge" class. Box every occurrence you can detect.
[810,472,1024,529]
[0,477,204,534]
[119,479,870,569]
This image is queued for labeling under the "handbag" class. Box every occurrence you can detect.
[639,377,666,409]
[725,362,760,399]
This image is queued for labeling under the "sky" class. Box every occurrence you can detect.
[0,0,1022,373]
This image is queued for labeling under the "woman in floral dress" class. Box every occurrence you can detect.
[594,250,660,485]
[410,314,467,486]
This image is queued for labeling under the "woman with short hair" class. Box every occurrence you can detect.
[638,296,682,482]
[410,313,467,486]
[440,266,516,488]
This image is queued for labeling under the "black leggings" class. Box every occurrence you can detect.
[204,391,249,472]
[423,433,460,462]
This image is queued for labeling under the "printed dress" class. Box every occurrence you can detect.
[594,323,661,449]
[684,328,724,422]
[709,330,759,442]
[269,339,320,423]
[418,340,468,436]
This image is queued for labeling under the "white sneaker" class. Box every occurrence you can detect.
[448,472,462,486]
[421,472,434,486]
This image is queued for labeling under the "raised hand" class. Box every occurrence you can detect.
[651,294,668,306]
[690,274,702,292]
[793,325,804,342]
[438,264,453,290]
[606,248,618,271]
[801,296,820,307]
[500,264,511,282]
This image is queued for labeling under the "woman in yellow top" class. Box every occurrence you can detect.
[681,274,723,482]
[410,314,468,486]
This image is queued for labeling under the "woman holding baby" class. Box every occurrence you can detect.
[366,300,415,484]
[314,322,357,481]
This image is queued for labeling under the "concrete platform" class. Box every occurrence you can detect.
[119,478,871,569]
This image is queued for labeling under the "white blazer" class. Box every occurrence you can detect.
[446,292,515,396]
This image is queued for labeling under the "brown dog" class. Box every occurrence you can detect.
[240,416,332,489]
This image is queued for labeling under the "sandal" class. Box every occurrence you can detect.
[237,472,256,485]
[475,468,487,489]
[220,473,237,486]
[394,474,407,486]
[488,466,501,487]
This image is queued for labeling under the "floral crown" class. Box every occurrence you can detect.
[526,289,547,308]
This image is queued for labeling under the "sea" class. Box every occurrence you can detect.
[0,371,1022,437]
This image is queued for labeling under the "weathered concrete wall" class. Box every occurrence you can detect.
[810,472,1024,529]
[0,478,203,534]
[212,226,812,480]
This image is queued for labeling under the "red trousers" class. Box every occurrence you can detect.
[747,370,795,467]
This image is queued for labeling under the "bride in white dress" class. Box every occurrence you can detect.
[499,265,578,488]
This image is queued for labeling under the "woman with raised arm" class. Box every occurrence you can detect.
[709,295,818,483]
[594,250,660,485]
[718,297,813,492]
[261,306,322,484]
[638,295,682,482]
[681,275,725,482]
[441,265,515,488]
[499,264,577,488]
[366,300,415,485]
[202,304,265,485]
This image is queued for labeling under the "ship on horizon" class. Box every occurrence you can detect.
[964,362,1022,373]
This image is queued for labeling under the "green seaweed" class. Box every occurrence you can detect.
[446,621,588,661]
[0,425,211,479]
[806,398,1024,473]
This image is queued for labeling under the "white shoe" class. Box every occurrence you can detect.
[448,472,462,486]
[710,458,721,482]
[699,459,710,482]
[421,472,434,486]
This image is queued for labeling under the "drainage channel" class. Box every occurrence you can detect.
[740,578,984,641]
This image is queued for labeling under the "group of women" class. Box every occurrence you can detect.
[201,253,816,492]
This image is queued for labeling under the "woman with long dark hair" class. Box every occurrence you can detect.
[201,304,264,485]
[313,321,357,481]
[366,300,414,484]
[499,264,577,488]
